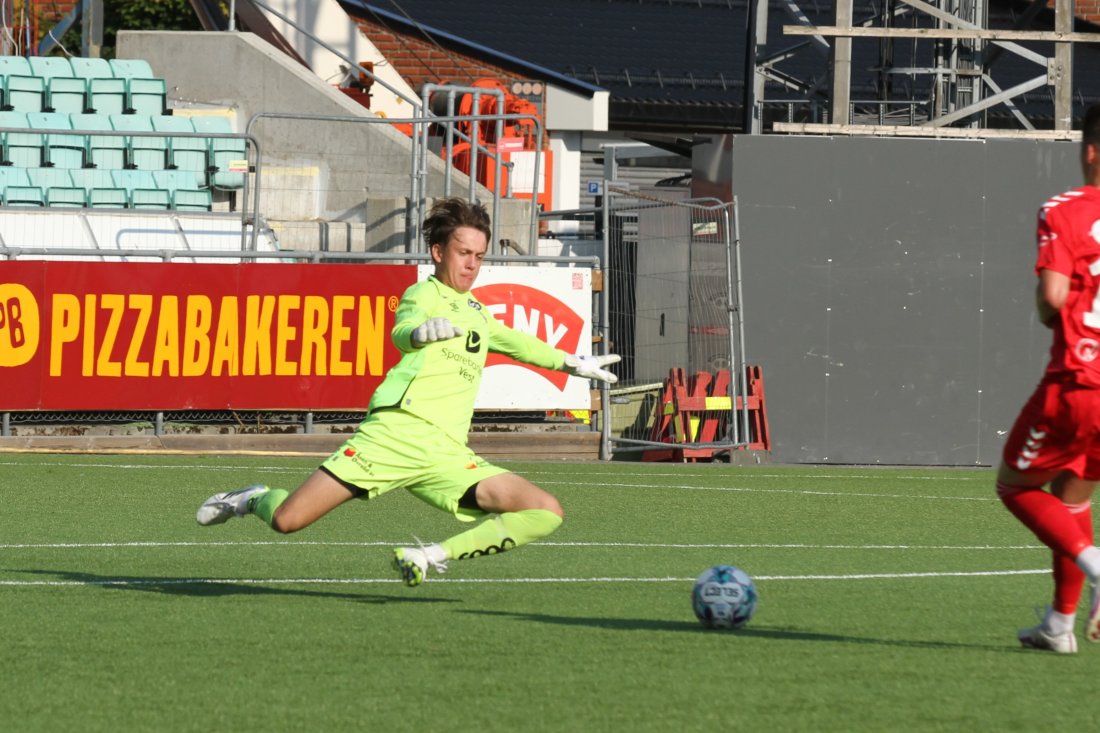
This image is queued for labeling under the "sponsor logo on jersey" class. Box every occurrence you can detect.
[1091,220,1100,245]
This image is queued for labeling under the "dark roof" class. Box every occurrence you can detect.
[344,0,1100,134]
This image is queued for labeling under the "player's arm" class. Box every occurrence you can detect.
[486,317,621,383]
[1036,268,1070,328]
[391,283,464,351]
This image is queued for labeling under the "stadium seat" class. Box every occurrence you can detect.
[109,59,167,116]
[0,110,42,167]
[109,113,166,170]
[112,168,169,209]
[28,111,85,168]
[70,112,125,169]
[153,169,212,211]
[27,167,86,207]
[69,57,125,115]
[151,114,209,187]
[27,56,87,114]
[69,167,127,207]
[190,115,246,190]
[0,166,44,206]
[0,56,45,113]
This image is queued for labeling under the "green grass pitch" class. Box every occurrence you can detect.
[2,454,1099,732]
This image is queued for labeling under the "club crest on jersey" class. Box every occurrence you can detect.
[1076,338,1100,363]
[467,298,483,311]
[465,330,482,353]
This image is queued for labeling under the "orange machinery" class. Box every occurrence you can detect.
[430,79,553,212]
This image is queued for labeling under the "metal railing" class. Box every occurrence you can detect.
[245,110,543,253]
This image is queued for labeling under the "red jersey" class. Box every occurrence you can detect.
[1036,185,1100,387]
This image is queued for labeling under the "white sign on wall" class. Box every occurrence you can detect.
[417,265,594,409]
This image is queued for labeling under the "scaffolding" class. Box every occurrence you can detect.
[746,0,1098,137]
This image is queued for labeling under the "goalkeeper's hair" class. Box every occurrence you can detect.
[422,198,491,249]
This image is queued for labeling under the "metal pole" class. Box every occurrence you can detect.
[409,112,421,252]
[493,107,503,254]
[468,92,481,203]
[600,182,612,461]
[729,198,750,446]
[531,120,543,253]
[445,91,456,196]
[229,0,237,31]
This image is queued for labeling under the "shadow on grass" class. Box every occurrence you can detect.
[457,609,1015,652]
[10,568,456,605]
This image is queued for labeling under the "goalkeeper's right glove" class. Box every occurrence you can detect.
[411,317,465,347]
[562,353,621,384]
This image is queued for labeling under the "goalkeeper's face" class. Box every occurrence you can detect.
[432,226,488,293]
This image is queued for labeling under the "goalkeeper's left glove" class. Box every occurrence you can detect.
[562,353,621,384]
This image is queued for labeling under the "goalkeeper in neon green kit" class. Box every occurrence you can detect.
[196,197,620,585]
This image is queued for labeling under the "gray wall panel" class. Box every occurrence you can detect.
[717,134,1081,465]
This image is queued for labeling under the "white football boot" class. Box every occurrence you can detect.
[1017,623,1078,654]
[195,484,270,526]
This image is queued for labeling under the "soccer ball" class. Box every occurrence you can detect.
[691,564,757,630]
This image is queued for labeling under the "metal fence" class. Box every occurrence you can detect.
[597,187,753,460]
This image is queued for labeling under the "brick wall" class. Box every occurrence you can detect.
[1048,0,1100,24]
[355,17,525,91]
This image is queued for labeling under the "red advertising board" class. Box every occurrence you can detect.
[0,261,417,410]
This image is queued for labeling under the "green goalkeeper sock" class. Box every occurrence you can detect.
[440,509,563,560]
[250,488,289,527]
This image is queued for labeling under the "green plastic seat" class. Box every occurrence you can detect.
[28,57,87,114]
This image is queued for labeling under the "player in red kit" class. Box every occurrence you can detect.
[998,102,1100,653]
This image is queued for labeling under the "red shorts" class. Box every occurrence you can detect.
[1002,380,1100,479]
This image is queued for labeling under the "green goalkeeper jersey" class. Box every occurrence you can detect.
[368,275,568,444]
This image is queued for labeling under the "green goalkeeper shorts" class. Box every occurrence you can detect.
[320,408,507,522]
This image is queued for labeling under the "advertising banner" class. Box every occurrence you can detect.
[1,262,596,412]
[0,261,415,410]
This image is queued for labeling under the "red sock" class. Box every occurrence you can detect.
[997,483,1092,558]
[1053,501,1093,614]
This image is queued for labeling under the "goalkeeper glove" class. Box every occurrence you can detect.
[562,353,621,384]
[412,317,465,347]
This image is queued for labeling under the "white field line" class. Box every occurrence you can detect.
[0,540,1047,551]
[0,568,1049,588]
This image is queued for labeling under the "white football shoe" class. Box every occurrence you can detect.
[392,545,448,587]
[1017,623,1078,654]
[195,484,269,526]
